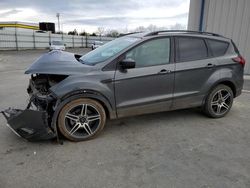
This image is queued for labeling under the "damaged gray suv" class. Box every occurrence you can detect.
[2,30,245,142]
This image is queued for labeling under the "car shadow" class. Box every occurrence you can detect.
[105,108,206,133]
[0,108,208,145]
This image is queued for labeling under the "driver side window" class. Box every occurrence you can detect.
[125,38,170,68]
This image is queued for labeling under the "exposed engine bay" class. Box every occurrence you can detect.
[1,50,93,142]
[28,74,67,95]
[2,74,68,141]
[27,74,68,110]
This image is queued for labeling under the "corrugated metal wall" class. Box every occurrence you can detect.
[0,30,114,50]
[188,0,250,74]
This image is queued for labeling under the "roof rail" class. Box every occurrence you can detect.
[118,31,142,37]
[144,30,224,38]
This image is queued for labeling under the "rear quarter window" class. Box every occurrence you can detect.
[207,39,229,57]
[177,37,208,62]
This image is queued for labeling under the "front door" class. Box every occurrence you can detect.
[114,37,175,118]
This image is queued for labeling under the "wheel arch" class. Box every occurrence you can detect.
[202,79,237,106]
[60,89,116,119]
[216,80,236,97]
[50,90,116,132]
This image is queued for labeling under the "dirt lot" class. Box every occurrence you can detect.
[1,49,250,188]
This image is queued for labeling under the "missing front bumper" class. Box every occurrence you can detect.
[1,108,56,141]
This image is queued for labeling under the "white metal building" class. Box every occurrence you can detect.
[188,0,250,74]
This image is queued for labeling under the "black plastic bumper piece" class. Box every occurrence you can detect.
[1,108,56,141]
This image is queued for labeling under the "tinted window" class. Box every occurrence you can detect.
[125,38,170,68]
[207,39,229,57]
[177,37,208,62]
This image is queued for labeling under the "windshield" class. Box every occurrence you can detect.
[80,37,139,65]
[52,41,63,45]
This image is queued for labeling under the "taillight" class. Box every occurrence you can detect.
[232,56,246,67]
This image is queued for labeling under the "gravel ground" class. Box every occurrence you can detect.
[0,49,250,188]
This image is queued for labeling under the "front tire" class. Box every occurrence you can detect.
[203,84,234,118]
[58,98,106,142]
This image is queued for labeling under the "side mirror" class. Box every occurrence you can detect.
[64,44,67,46]
[49,42,51,45]
[120,59,136,69]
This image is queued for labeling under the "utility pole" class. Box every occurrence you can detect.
[56,13,60,32]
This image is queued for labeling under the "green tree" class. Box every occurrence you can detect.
[79,31,88,36]
[106,29,119,37]
[68,29,78,35]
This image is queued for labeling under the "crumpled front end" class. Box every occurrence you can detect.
[1,50,90,142]
[1,74,69,142]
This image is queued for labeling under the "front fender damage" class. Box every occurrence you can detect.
[1,73,71,142]
[1,50,91,142]
[1,107,56,141]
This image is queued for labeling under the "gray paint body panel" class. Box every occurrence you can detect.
[25,50,94,75]
[115,63,175,117]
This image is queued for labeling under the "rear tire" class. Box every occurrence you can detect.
[58,98,106,142]
[203,84,233,118]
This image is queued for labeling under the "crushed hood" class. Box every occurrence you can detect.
[25,50,92,75]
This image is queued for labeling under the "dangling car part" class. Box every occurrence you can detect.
[1,50,89,142]
[1,108,56,141]
[1,49,116,142]
[1,85,59,142]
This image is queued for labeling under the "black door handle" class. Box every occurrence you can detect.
[158,69,171,74]
[206,63,216,68]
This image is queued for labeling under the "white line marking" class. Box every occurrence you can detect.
[242,90,250,93]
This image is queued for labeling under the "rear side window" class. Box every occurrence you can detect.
[177,37,208,62]
[207,39,229,57]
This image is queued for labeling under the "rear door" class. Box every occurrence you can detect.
[114,37,175,117]
[173,36,219,109]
